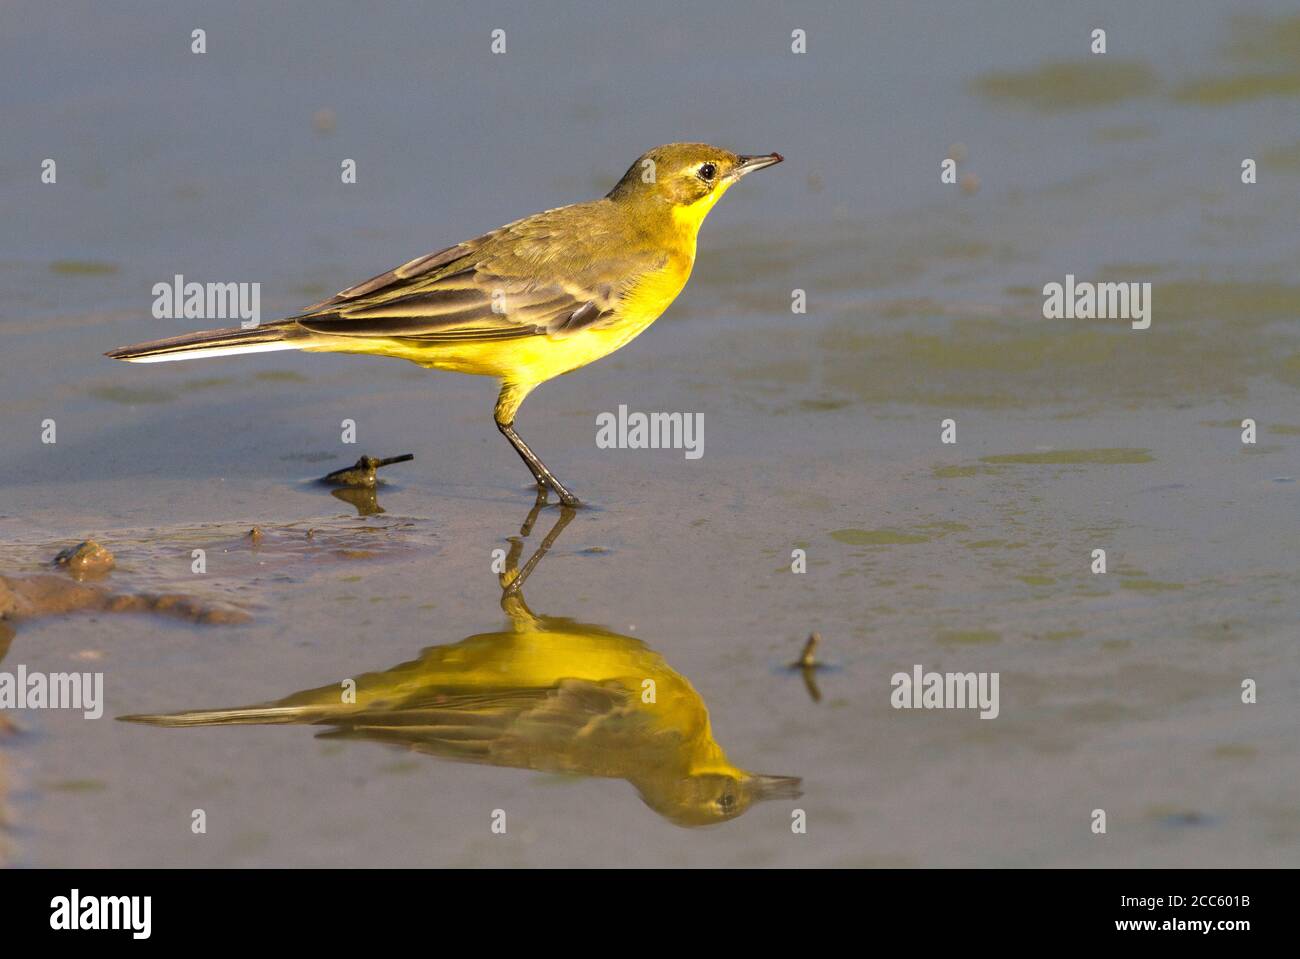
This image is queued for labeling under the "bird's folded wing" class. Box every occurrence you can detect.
[291,220,663,342]
[315,679,666,769]
[342,679,633,730]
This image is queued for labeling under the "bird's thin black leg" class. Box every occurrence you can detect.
[503,428,548,490]
[518,489,547,538]
[497,420,580,507]
[502,501,576,596]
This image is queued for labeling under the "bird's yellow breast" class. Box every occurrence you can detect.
[313,252,695,386]
[502,254,690,382]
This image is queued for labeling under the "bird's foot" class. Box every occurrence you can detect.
[541,475,581,508]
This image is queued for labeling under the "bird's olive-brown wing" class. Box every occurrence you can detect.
[291,204,665,343]
[312,679,673,774]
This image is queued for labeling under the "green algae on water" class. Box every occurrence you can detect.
[981,448,1152,465]
[933,464,1004,479]
[1173,15,1300,105]
[1174,72,1300,105]
[1120,579,1185,592]
[971,60,1157,111]
[1035,629,1083,642]
[830,528,929,546]
[937,630,1001,646]
[1212,744,1257,760]
[254,370,310,383]
[89,385,178,405]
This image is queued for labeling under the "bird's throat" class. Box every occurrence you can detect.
[670,182,732,241]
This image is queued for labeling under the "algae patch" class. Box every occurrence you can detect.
[830,529,929,546]
[972,60,1156,111]
[1174,14,1300,105]
[981,448,1152,465]
[89,385,178,405]
[1120,579,1185,592]
[937,630,1002,646]
[933,464,1005,479]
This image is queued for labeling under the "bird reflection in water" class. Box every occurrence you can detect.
[121,497,801,826]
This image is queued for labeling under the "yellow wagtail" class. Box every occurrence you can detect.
[119,608,802,825]
[107,143,783,505]
[121,502,801,826]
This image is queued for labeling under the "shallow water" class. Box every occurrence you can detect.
[1,1,1298,866]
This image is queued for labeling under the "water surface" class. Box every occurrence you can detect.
[1,0,1297,866]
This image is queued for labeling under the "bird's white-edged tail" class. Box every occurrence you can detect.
[119,704,329,726]
[106,322,307,363]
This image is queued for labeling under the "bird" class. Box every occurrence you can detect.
[106,143,784,506]
[120,500,801,826]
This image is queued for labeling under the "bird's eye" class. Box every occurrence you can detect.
[719,793,735,810]
[699,163,717,182]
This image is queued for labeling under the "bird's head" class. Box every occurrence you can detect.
[608,142,783,230]
[636,769,803,827]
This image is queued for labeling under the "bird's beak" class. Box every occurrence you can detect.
[750,773,803,801]
[730,152,784,180]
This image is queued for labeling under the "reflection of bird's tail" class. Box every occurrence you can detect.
[106,322,305,363]
[119,704,327,726]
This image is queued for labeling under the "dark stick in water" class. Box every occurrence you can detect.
[320,454,415,488]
